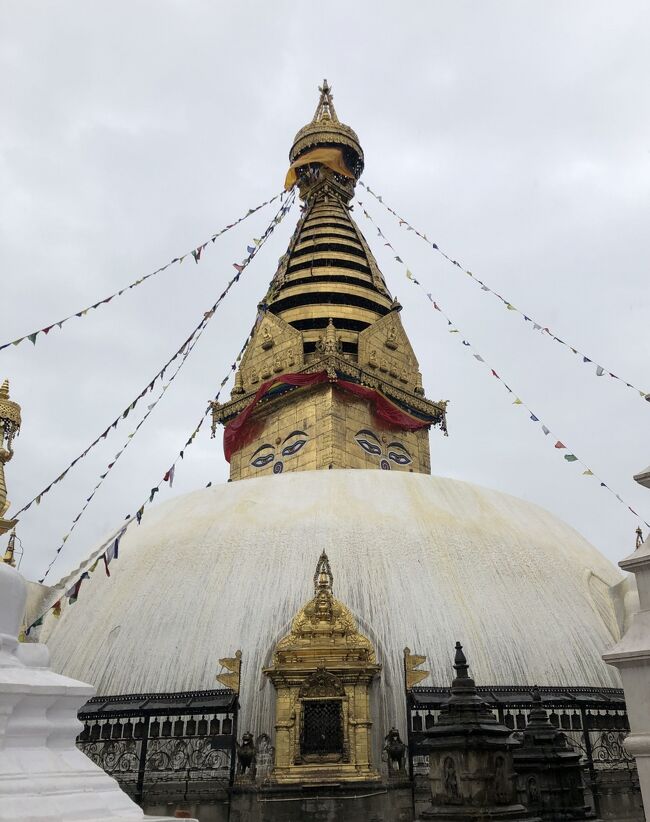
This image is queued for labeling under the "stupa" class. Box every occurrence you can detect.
[32,82,638,818]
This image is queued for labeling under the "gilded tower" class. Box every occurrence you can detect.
[212,81,446,480]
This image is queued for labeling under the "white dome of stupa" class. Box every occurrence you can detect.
[41,470,625,743]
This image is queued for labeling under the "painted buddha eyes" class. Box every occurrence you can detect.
[388,448,411,465]
[355,436,382,456]
[354,429,412,469]
[250,431,308,472]
[282,437,307,457]
[251,449,274,468]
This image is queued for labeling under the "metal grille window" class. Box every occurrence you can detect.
[301,699,343,756]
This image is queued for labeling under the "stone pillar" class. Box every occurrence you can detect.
[418,642,538,822]
[512,688,592,819]
[0,561,183,822]
[603,528,650,812]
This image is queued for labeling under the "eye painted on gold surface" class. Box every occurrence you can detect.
[355,429,382,456]
[387,442,412,465]
[281,430,308,458]
[250,444,274,468]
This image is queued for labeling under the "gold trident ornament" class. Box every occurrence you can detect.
[216,649,242,693]
[404,647,429,690]
[0,379,21,544]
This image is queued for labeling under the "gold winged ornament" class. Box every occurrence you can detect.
[404,647,429,690]
[216,650,242,692]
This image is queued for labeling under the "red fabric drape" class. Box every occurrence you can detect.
[336,380,431,432]
[223,371,329,460]
[223,372,431,461]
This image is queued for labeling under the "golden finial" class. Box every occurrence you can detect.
[231,369,245,396]
[316,318,342,355]
[0,379,21,537]
[313,550,333,592]
[2,529,17,567]
[313,79,339,123]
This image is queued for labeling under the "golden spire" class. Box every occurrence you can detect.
[0,379,21,539]
[212,85,447,480]
[313,549,333,592]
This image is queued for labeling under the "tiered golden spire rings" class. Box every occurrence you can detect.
[0,379,21,543]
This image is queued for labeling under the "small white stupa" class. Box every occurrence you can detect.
[0,560,182,822]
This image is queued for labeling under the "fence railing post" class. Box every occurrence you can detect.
[135,715,150,804]
[580,707,601,819]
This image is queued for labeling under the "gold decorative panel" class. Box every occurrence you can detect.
[233,313,303,397]
[263,552,381,785]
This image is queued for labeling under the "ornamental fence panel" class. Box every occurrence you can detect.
[76,689,238,803]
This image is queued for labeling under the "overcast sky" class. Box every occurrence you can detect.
[2,1,649,583]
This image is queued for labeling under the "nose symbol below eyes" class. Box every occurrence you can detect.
[273,461,284,474]
[380,459,390,471]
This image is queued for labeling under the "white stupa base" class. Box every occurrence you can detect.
[603,533,650,813]
[0,562,186,822]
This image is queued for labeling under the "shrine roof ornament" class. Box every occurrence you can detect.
[272,550,376,665]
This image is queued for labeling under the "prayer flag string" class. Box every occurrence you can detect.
[30,193,296,582]
[359,182,649,405]
[16,193,296,521]
[0,191,284,353]
[23,196,304,624]
[25,326,259,633]
[356,205,650,531]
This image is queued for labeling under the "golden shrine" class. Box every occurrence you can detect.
[212,80,446,481]
[263,551,381,785]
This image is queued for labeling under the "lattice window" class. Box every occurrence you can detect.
[300,699,343,756]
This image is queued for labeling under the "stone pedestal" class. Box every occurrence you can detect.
[512,689,593,819]
[0,562,183,822]
[418,643,538,822]
[230,781,414,822]
[603,531,650,815]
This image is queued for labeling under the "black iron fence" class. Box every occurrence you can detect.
[77,689,238,803]
[407,685,641,818]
